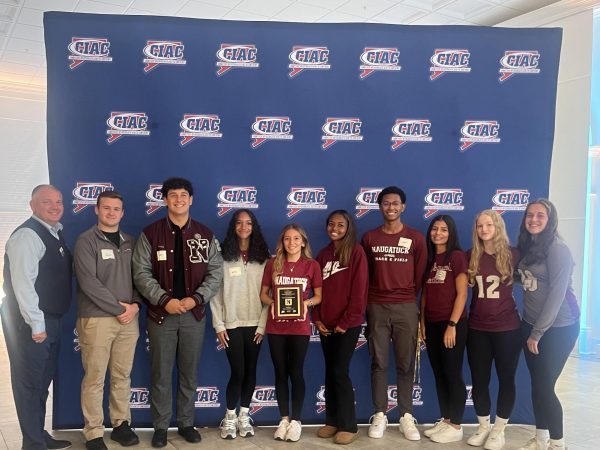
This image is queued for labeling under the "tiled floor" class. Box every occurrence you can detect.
[0,324,598,449]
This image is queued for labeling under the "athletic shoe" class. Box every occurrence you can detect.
[274,418,290,441]
[368,413,388,438]
[85,438,107,450]
[334,431,359,445]
[518,437,549,450]
[285,420,302,442]
[548,438,565,450]
[317,425,338,438]
[219,412,237,439]
[399,413,421,441]
[237,410,254,437]
[467,417,491,447]
[431,424,463,443]
[110,421,139,446]
[484,426,505,450]
[424,419,447,438]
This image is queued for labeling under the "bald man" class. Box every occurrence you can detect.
[1,185,73,450]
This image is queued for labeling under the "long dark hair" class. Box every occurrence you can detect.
[221,209,270,263]
[424,214,462,283]
[325,210,356,267]
[517,198,560,265]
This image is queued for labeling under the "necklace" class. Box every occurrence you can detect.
[287,260,298,273]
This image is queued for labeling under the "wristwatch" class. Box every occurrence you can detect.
[447,320,457,327]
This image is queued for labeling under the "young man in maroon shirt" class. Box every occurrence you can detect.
[361,186,427,441]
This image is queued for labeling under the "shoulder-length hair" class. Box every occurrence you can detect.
[517,198,560,265]
[272,223,312,284]
[326,210,356,267]
[467,209,513,285]
[424,214,462,282]
[221,209,270,263]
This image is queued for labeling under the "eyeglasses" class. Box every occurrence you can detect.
[381,201,402,207]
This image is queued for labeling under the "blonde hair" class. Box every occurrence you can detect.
[272,223,312,284]
[467,210,513,285]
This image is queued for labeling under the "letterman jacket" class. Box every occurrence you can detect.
[132,217,223,325]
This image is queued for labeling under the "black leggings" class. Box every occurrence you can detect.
[467,327,521,419]
[268,334,310,420]
[521,320,579,440]
[224,326,262,410]
[425,318,468,425]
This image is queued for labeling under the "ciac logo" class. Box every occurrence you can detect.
[286,187,328,218]
[72,182,114,214]
[195,387,220,408]
[130,388,150,409]
[423,188,465,219]
[391,119,432,150]
[430,49,471,80]
[68,37,112,70]
[316,385,327,413]
[249,386,278,414]
[179,114,222,147]
[251,116,293,149]
[142,40,186,73]
[491,189,530,213]
[72,328,79,352]
[499,50,540,82]
[321,118,363,150]
[288,46,330,78]
[216,44,259,76]
[106,112,150,144]
[355,187,382,218]
[145,184,164,215]
[359,47,401,79]
[459,120,500,151]
[217,186,259,217]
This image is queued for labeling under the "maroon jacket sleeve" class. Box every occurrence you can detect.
[337,244,369,331]
[313,251,325,323]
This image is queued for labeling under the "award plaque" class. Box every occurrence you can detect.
[273,284,303,320]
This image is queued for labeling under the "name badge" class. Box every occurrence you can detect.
[101,249,115,260]
[157,250,167,261]
[229,267,242,277]
[398,237,412,249]
[435,269,447,281]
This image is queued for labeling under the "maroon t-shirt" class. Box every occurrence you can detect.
[361,225,427,304]
[262,257,322,336]
[468,248,520,332]
[424,250,468,322]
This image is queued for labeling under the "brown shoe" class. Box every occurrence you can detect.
[317,425,338,438]
[334,431,359,445]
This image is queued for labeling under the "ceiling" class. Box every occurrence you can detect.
[0,0,586,90]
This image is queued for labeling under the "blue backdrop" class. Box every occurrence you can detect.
[43,12,561,428]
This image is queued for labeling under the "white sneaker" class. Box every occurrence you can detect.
[431,424,463,443]
[468,422,491,446]
[399,413,421,441]
[274,418,289,441]
[237,411,254,437]
[484,427,505,450]
[368,413,388,438]
[219,412,237,439]
[518,437,549,450]
[285,420,302,442]
[424,419,447,438]
[548,438,565,450]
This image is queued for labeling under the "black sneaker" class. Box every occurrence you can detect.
[151,429,168,448]
[177,426,201,443]
[85,438,107,450]
[110,421,140,446]
[44,431,72,450]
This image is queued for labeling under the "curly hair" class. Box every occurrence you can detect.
[272,223,312,284]
[221,209,270,263]
[517,198,560,265]
[468,210,513,285]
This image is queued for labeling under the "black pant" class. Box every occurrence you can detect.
[268,334,310,421]
[521,320,579,440]
[224,326,262,410]
[320,326,361,433]
[425,319,468,425]
[467,327,521,419]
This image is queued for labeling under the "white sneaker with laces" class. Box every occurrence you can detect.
[368,413,388,439]
[431,424,463,443]
[424,419,447,438]
[467,417,491,447]
[237,411,254,437]
[285,420,302,442]
[399,413,421,441]
[219,412,237,439]
[274,418,289,441]
[518,437,549,450]
[484,426,505,450]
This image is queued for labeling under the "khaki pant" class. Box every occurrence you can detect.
[77,316,139,440]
